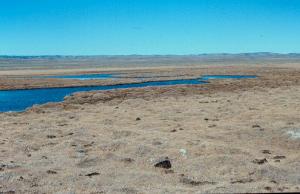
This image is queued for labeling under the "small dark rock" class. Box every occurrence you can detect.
[170,129,177,132]
[154,157,172,169]
[85,172,100,177]
[252,158,268,164]
[273,155,286,159]
[47,170,57,174]
[47,135,56,139]
[252,124,264,131]
[199,101,209,103]
[262,150,271,154]
[270,180,278,184]
[136,117,141,121]
[84,142,94,148]
[204,118,209,121]
[264,186,272,191]
[77,149,86,153]
[252,124,261,128]
[179,128,184,131]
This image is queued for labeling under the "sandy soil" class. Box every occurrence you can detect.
[0,64,300,193]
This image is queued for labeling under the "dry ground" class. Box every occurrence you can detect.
[0,64,300,193]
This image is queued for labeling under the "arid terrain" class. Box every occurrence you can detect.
[0,55,300,193]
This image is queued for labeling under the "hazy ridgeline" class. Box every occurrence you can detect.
[1,53,300,70]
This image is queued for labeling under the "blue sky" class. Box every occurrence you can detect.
[0,0,300,55]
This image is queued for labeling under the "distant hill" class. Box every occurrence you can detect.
[0,53,300,70]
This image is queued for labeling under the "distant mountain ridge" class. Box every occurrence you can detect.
[1,52,300,59]
[0,53,300,69]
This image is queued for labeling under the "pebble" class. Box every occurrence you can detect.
[261,150,271,154]
[47,170,57,174]
[252,158,268,164]
[264,186,272,191]
[85,172,100,177]
[273,155,286,159]
[154,157,172,169]
[47,135,56,139]
[252,124,261,128]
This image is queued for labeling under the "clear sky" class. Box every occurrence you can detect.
[0,0,300,55]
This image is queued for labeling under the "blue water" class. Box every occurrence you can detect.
[43,73,115,80]
[0,79,206,112]
[201,75,257,80]
[42,73,257,81]
[0,75,256,112]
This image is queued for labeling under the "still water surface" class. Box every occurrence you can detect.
[0,75,256,112]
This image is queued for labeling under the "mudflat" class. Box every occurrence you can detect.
[0,61,300,193]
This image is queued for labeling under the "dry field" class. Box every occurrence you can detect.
[0,63,300,193]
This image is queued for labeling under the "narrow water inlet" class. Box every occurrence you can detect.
[38,74,257,81]
[0,75,256,112]
[201,75,257,80]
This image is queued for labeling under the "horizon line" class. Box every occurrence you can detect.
[1,52,300,57]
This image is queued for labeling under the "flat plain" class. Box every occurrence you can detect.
[0,55,300,193]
